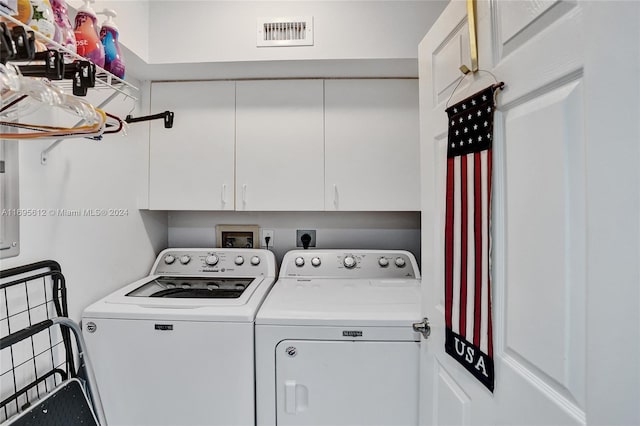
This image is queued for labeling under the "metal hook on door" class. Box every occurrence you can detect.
[460,0,478,75]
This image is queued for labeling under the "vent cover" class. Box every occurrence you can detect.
[257,16,313,47]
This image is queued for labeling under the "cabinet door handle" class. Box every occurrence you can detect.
[333,184,339,209]
[221,184,227,206]
[242,184,247,207]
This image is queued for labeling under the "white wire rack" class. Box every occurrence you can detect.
[1,10,140,164]
[0,11,138,100]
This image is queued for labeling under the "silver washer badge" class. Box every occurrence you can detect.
[286,346,297,357]
[86,322,97,333]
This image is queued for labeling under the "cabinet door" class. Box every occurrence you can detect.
[236,80,324,211]
[149,81,235,210]
[325,79,420,211]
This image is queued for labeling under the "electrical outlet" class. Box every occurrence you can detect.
[261,229,274,249]
[296,230,316,248]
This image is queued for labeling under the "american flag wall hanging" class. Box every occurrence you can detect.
[444,83,503,392]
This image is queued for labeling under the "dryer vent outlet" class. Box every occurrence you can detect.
[296,230,316,249]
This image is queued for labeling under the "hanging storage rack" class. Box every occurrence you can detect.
[0,10,139,164]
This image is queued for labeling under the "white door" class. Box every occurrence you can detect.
[275,340,419,426]
[418,1,639,425]
[235,80,325,211]
[149,81,235,210]
[324,79,420,211]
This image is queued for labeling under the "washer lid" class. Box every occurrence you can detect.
[256,278,421,326]
[126,276,254,299]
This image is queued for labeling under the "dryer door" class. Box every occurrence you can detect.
[275,339,419,426]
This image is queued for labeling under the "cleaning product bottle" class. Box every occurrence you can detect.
[98,9,125,79]
[1,0,56,40]
[50,0,76,54]
[73,0,104,67]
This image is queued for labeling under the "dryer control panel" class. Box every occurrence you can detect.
[152,248,276,277]
[282,250,419,279]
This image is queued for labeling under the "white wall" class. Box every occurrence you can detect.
[147,1,446,64]
[1,78,168,321]
[168,211,421,267]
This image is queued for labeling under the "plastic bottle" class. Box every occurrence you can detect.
[49,0,76,54]
[73,0,104,67]
[2,0,56,40]
[98,9,125,79]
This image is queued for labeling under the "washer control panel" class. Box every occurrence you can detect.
[152,248,275,277]
[283,250,419,279]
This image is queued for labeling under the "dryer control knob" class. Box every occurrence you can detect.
[343,256,356,269]
[235,256,245,266]
[250,256,261,266]
[378,257,389,267]
[311,257,321,267]
[205,255,219,266]
[295,257,305,267]
[395,257,406,268]
[164,255,175,264]
[180,255,191,265]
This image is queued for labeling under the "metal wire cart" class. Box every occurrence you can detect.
[0,261,106,425]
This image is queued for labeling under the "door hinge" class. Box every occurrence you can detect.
[412,317,431,339]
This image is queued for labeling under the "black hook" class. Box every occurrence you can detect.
[125,111,174,129]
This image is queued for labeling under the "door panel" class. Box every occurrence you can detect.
[324,79,420,211]
[496,0,577,57]
[433,361,470,426]
[502,80,585,407]
[235,80,324,211]
[275,339,419,426]
[149,81,235,210]
[433,22,470,106]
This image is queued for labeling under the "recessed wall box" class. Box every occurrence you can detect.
[216,225,260,249]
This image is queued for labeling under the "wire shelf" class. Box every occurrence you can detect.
[1,11,138,101]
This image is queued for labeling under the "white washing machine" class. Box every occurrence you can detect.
[82,248,277,426]
[255,249,421,426]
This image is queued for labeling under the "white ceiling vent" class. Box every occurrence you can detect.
[257,16,313,47]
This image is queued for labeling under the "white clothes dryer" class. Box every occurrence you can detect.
[82,248,277,426]
[256,250,421,426]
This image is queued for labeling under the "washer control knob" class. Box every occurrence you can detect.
[235,256,245,266]
[179,255,191,265]
[164,255,175,265]
[395,257,406,268]
[250,256,261,266]
[343,256,356,269]
[205,255,219,266]
[311,257,321,267]
[378,257,389,268]
[295,257,305,267]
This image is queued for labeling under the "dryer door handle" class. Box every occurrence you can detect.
[284,380,308,414]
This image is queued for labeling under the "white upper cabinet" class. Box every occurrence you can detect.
[149,81,236,210]
[235,80,325,211]
[324,79,420,211]
[148,79,418,211]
